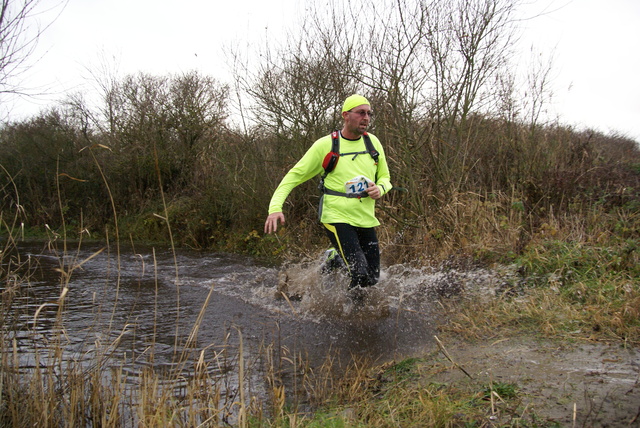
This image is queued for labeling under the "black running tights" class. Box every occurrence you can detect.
[323,223,380,289]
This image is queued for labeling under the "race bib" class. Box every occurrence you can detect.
[345,175,372,195]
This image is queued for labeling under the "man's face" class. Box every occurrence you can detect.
[343,104,373,136]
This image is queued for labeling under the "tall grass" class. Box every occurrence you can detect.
[1,0,638,424]
[0,234,404,426]
[0,149,371,427]
[1,233,260,426]
[434,203,640,343]
[2,154,639,428]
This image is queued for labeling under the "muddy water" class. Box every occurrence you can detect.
[6,241,499,381]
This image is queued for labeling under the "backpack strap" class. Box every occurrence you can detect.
[363,132,379,165]
[321,130,341,178]
[322,187,370,199]
[332,130,340,154]
[318,131,379,199]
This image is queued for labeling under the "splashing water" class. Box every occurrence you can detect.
[8,242,511,371]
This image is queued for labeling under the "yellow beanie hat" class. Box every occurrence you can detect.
[342,94,370,112]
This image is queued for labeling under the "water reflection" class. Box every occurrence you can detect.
[3,241,497,381]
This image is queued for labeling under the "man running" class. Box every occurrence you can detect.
[264,94,392,292]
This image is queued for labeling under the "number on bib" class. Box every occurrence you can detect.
[345,176,372,195]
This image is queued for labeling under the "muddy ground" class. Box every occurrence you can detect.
[279,261,640,425]
[426,336,640,426]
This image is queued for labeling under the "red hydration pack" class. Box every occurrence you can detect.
[321,130,378,176]
[318,131,380,200]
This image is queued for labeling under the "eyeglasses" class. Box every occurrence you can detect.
[349,109,374,118]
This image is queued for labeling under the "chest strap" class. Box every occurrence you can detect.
[320,186,369,199]
[318,131,377,199]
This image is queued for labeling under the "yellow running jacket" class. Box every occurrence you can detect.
[268,132,392,228]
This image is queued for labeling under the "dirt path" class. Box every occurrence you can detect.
[429,337,640,426]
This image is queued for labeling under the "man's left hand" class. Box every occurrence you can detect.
[366,182,381,199]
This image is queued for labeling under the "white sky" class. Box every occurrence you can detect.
[517,0,640,140]
[6,0,640,142]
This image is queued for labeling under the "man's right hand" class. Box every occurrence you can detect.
[264,212,285,234]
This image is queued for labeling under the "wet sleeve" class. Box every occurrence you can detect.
[372,137,393,196]
[267,142,325,214]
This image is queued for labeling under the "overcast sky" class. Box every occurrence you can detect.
[7,0,640,141]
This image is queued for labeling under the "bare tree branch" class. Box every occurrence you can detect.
[0,0,66,95]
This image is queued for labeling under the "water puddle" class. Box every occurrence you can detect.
[2,241,507,392]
